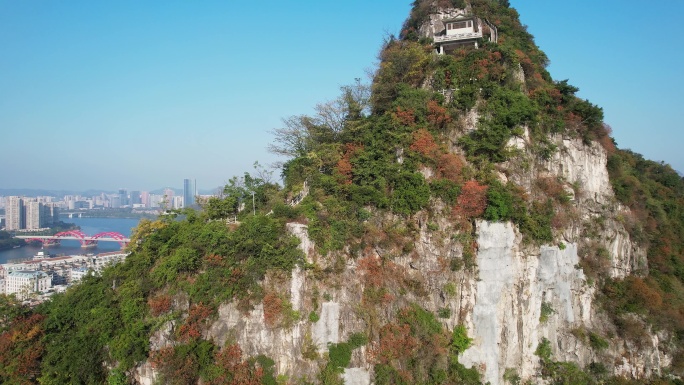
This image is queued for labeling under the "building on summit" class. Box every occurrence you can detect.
[429,9,498,54]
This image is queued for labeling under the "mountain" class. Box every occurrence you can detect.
[0,188,109,197]
[1,1,683,384]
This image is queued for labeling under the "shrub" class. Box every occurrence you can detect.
[348,333,368,349]
[410,129,439,158]
[588,332,609,351]
[535,338,552,363]
[148,294,172,317]
[540,302,555,323]
[263,292,283,328]
[503,368,521,385]
[450,325,472,354]
[178,303,214,342]
[391,172,431,215]
[208,343,264,385]
[438,307,452,318]
[370,323,418,364]
[327,342,352,369]
[454,180,489,218]
[443,283,457,298]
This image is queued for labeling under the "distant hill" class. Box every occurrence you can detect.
[0,188,101,197]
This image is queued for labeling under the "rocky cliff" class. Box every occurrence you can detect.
[4,1,681,385]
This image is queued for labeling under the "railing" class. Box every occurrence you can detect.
[434,31,483,43]
[289,180,309,207]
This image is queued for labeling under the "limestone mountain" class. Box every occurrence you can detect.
[1,1,682,385]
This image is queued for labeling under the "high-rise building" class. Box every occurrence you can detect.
[173,196,184,209]
[6,196,24,231]
[183,179,195,208]
[25,201,45,230]
[130,191,141,205]
[141,191,150,208]
[118,189,128,207]
[163,188,174,209]
[44,203,59,225]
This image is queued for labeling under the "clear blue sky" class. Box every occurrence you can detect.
[1,1,682,192]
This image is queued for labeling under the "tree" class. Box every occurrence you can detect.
[455,180,489,218]
[268,81,371,163]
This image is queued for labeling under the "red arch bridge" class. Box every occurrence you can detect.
[15,231,130,248]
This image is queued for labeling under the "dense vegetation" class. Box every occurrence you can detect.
[603,149,684,372]
[0,186,304,384]
[0,0,682,384]
[0,231,25,251]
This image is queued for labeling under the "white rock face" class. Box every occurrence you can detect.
[133,362,157,385]
[546,137,612,205]
[343,367,371,385]
[313,302,340,351]
[460,221,593,385]
[287,223,315,264]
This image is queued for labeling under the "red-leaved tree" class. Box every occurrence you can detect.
[427,100,451,129]
[410,129,439,158]
[177,303,214,342]
[454,180,489,218]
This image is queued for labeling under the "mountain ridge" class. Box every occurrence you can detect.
[1,1,682,384]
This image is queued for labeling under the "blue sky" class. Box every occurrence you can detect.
[1,1,682,192]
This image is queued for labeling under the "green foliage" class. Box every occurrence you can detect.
[503,368,521,385]
[399,304,443,339]
[443,283,457,298]
[391,171,431,216]
[535,337,553,363]
[38,275,137,384]
[540,302,555,323]
[450,325,472,354]
[327,342,352,369]
[320,334,368,384]
[152,246,201,285]
[348,332,368,349]
[0,231,25,251]
[437,307,452,319]
[603,148,684,355]
[430,179,461,204]
[589,332,609,351]
[308,311,320,323]
[520,199,555,243]
[484,181,528,225]
[459,87,537,162]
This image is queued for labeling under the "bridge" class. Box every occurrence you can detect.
[15,230,130,249]
[61,212,85,218]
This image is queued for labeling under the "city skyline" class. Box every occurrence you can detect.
[1,0,683,191]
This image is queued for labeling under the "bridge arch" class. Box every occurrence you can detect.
[92,232,129,248]
[54,230,89,247]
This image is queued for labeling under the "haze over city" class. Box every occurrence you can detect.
[1,0,682,192]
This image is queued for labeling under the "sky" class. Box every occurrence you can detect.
[1,1,682,192]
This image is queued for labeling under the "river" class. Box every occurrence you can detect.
[0,217,141,264]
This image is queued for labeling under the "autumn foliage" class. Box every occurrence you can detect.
[395,107,416,127]
[427,100,451,129]
[177,303,214,342]
[368,323,418,364]
[208,344,264,385]
[148,294,172,317]
[151,346,199,385]
[410,129,439,158]
[262,292,283,327]
[454,180,489,218]
[336,143,363,185]
[0,313,45,384]
[357,255,408,290]
[437,153,464,183]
